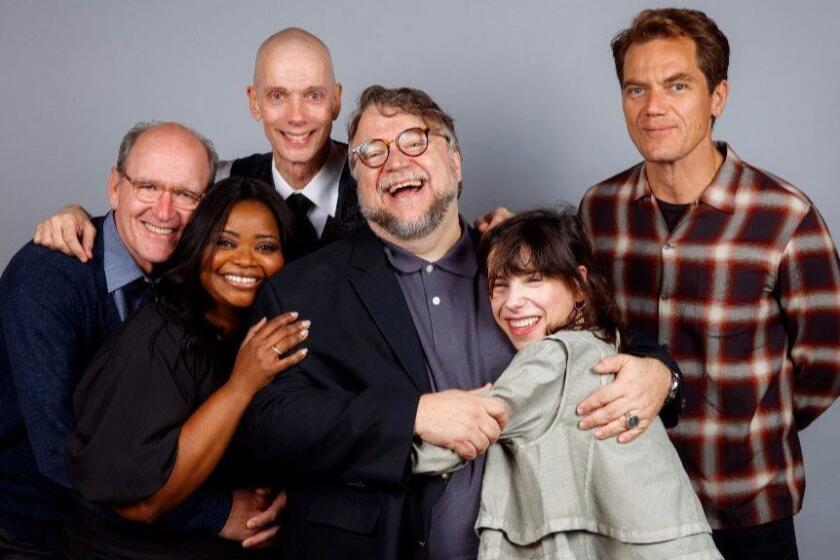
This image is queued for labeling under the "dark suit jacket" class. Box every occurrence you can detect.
[246,226,444,560]
[230,143,365,251]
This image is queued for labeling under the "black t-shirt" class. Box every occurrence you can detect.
[656,198,691,233]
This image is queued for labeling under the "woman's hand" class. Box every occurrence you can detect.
[228,312,309,397]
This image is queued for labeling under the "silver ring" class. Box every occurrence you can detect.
[271,344,283,355]
[624,412,640,430]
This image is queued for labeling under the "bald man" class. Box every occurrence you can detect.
[35,27,364,260]
[222,28,363,254]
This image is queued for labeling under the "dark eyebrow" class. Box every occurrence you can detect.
[621,79,646,89]
[664,73,694,83]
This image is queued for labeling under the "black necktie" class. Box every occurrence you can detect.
[286,193,319,255]
[122,277,152,318]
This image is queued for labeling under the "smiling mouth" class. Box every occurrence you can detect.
[280,130,314,144]
[143,222,176,235]
[505,316,542,336]
[378,174,430,200]
[221,273,263,289]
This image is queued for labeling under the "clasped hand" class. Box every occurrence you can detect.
[414,384,508,460]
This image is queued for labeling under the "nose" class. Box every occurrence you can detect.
[232,244,258,268]
[644,87,666,116]
[504,283,527,309]
[287,95,306,125]
[383,143,411,171]
[152,191,177,222]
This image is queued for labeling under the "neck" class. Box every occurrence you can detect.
[274,140,332,190]
[373,205,462,262]
[645,140,723,204]
[204,307,241,338]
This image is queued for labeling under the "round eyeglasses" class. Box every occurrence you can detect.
[351,127,446,169]
[118,169,205,210]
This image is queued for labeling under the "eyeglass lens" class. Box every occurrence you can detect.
[357,127,429,167]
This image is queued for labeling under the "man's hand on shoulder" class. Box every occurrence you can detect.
[33,204,95,262]
[576,355,671,443]
[414,385,508,460]
[474,207,513,234]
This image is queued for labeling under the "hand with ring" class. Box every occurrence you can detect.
[576,354,672,443]
[228,312,310,397]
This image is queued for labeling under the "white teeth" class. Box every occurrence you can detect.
[223,274,260,287]
[143,223,175,235]
[387,180,423,194]
[283,131,312,142]
[510,317,539,328]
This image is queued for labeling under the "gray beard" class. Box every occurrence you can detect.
[361,187,456,241]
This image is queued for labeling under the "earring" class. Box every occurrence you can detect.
[569,301,586,328]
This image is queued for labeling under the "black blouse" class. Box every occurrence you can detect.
[66,302,256,559]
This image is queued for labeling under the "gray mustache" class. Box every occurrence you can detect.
[377,171,430,192]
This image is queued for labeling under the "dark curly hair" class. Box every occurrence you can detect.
[478,208,625,349]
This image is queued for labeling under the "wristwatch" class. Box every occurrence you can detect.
[665,368,680,403]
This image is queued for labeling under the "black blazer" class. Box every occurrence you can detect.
[245,226,444,560]
[229,144,365,250]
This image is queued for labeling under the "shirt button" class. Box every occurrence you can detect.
[418,540,426,548]
[425,264,434,273]
[441,472,450,481]
[432,296,441,306]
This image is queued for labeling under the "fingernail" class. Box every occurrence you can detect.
[302,320,311,328]
[576,406,583,415]
[300,348,308,356]
[290,311,298,319]
[300,329,309,338]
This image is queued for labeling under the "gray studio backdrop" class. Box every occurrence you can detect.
[1,0,838,556]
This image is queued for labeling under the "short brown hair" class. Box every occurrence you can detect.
[346,85,460,159]
[611,8,729,92]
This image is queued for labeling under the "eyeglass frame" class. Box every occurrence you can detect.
[116,168,205,210]
[350,126,451,169]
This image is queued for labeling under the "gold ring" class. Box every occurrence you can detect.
[271,344,283,355]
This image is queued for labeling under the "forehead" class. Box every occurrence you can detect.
[623,36,702,82]
[354,106,427,142]
[125,128,211,191]
[257,43,333,90]
[224,200,280,235]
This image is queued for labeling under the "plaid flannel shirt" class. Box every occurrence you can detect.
[579,143,840,529]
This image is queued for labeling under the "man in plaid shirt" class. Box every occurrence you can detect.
[580,8,840,560]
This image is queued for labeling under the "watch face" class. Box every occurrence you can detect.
[668,371,680,400]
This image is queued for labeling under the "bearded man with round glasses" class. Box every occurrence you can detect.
[244,85,681,559]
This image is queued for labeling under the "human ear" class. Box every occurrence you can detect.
[711,79,729,119]
[107,167,120,210]
[247,85,261,122]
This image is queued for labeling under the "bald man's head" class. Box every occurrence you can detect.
[253,27,336,87]
[247,27,342,187]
